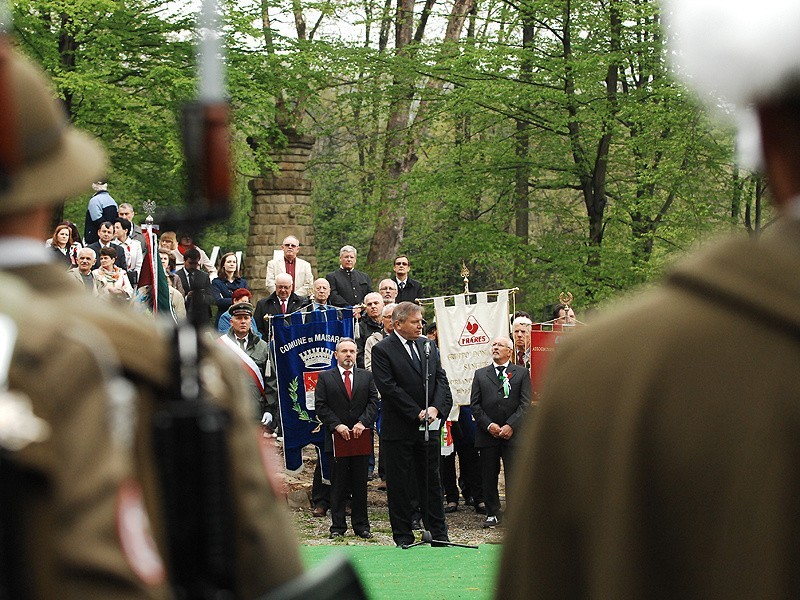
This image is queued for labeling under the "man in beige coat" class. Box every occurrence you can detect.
[265,235,314,297]
[497,1,800,598]
[0,47,303,598]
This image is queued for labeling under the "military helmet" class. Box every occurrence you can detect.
[0,45,106,215]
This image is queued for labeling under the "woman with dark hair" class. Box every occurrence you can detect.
[92,246,133,302]
[211,251,248,326]
[48,223,75,268]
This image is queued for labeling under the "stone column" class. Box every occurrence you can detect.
[244,133,316,302]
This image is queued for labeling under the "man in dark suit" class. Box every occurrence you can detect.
[176,247,212,321]
[392,255,424,304]
[87,221,126,271]
[470,336,531,528]
[315,338,379,539]
[326,245,372,307]
[372,301,453,547]
[253,273,310,340]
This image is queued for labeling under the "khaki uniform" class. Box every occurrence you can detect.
[0,272,167,599]
[5,264,304,598]
[498,222,800,599]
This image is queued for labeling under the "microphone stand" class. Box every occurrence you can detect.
[403,340,478,551]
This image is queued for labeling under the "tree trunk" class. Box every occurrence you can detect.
[367,0,476,263]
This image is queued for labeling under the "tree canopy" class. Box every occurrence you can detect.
[13,0,771,318]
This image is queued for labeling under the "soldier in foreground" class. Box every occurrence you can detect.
[497,0,800,598]
[0,46,303,597]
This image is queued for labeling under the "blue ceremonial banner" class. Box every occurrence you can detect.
[272,307,354,476]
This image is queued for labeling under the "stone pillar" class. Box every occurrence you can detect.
[244,133,316,302]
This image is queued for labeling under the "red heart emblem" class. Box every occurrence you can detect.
[466,321,478,335]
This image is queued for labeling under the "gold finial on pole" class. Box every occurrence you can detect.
[559,291,574,309]
[460,262,470,295]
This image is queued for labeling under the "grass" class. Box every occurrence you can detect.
[301,544,501,600]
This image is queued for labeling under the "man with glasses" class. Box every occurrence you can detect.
[392,255,424,304]
[265,235,314,298]
[378,278,398,304]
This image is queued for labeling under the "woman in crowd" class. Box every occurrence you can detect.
[211,251,248,327]
[48,223,76,268]
[93,246,133,302]
[159,249,185,297]
[159,230,184,268]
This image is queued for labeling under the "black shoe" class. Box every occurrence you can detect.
[329,532,345,539]
[475,502,486,515]
[356,531,373,539]
[483,515,500,528]
[411,518,422,530]
[444,502,458,513]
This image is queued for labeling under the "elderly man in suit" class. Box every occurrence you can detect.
[253,272,310,340]
[326,245,372,307]
[265,235,314,298]
[315,338,379,539]
[372,301,453,547]
[470,336,531,528]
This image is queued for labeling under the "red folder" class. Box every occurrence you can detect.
[332,428,373,458]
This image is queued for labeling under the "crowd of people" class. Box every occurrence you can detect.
[50,191,544,541]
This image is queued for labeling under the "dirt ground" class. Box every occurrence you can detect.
[275,442,506,547]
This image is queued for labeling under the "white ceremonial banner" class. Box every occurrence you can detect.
[433,290,510,407]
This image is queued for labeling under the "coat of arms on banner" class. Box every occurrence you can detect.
[272,308,353,475]
[459,315,490,346]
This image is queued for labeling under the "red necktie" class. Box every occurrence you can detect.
[281,300,287,314]
[517,350,524,365]
[343,370,352,399]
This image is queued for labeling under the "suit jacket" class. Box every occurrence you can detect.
[470,363,531,448]
[253,292,310,340]
[371,333,452,442]
[393,277,424,304]
[87,241,126,271]
[176,267,212,318]
[326,268,372,307]
[265,257,314,298]
[314,367,379,453]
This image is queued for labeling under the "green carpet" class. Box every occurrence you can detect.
[301,544,501,600]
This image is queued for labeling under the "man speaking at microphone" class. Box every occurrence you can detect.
[372,301,453,547]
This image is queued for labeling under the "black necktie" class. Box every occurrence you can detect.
[496,365,505,381]
[407,340,421,369]
[399,281,406,290]
[186,271,193,290]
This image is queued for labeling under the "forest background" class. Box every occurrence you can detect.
[13,0,771,318]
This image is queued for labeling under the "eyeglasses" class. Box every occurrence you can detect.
[394,261,408,266]
[283,243,298,248]
[379,286,395,291]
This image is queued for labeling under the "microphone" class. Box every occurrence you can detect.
[424,340,431,358]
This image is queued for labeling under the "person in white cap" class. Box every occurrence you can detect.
[497,1,800,598]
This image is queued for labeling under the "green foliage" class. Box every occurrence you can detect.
[10,0,756,318]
